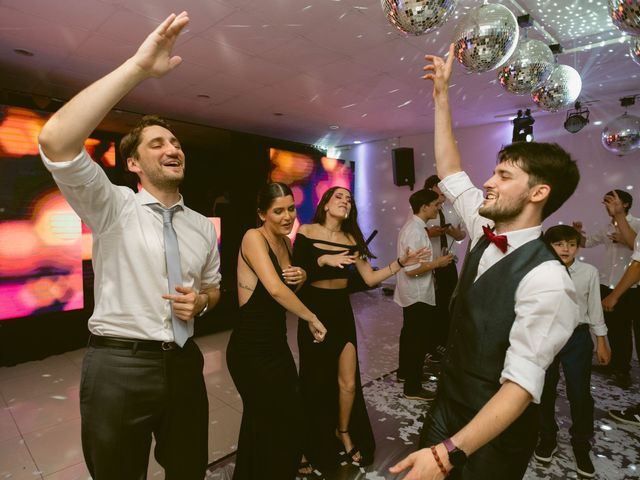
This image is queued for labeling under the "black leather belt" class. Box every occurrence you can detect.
[89,335,180,351]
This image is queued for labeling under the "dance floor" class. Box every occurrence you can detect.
[1,289,638,479]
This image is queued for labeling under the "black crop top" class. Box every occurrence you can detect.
[293,233,359,281]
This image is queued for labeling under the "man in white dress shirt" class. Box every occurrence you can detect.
[423,174,466,359]
[390,45,580,480]
[38,12,220,480]
[395,189,454,401]
[574,189,640,388]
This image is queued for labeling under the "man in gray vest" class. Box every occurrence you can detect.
[39,12,220,480]
[390,45,580,479]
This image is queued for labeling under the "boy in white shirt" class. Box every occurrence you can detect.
[535,225,611,478]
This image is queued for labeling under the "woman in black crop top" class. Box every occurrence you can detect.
[293,186,428,473]
[227,183,326,479]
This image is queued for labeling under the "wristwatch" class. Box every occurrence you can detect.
[442,438,467,467]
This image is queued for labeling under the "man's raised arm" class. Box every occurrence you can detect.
[39,12,189,162]
[423,44,461,179]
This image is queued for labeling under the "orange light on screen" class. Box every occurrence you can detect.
[33,192,82,246]
[269,148,314,184]
[101,142,116,167]
[321,156,338,172]
[0,107,46,157]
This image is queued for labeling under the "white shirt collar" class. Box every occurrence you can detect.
[136,188,185,209]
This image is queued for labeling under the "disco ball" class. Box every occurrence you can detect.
[498,39,554,95]
[609,0,640,35]
[631,36,640,66]
[381,0,457,36]
[531,64,582,112]
[601,113,640,155]
[452,3,519,73]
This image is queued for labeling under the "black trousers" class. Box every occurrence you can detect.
[600,285,640,374]
[80,337,209,480]
[538,324,594,451]
[399,302,438,393]
[434,262,458,350]
[421,395,537,479]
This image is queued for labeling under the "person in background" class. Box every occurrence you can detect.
[573,189,640,389]
[395,188,454,401]
[534,225,610,479]
[390,43,579,480]
[38,13,221,479]
[601,231,640,426]
[293,186,428,472]
[227,182,326,479]
[423,174,466,362]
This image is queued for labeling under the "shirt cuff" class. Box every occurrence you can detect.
[39,146,98,187]
[438,171,474,203]
[500,351,546,404]
[590,323,608,337]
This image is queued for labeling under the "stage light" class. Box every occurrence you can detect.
[564,101,590,133]
[512,108,535,143]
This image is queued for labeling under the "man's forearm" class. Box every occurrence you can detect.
[434,93,462,179]
[450,380,532,456]
[202,287,221,311]
[39,59,148,162]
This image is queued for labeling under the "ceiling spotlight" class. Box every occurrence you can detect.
[512,108,535,143]
[564,101,590,133]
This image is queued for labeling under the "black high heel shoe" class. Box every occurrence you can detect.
[335,429,362,463]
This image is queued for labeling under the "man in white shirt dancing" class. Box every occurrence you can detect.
[390,44,580,479]
[38,12,220,480]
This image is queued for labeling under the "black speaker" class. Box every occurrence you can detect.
[392,147,415,189]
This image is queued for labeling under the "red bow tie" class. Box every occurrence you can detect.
[482,225,508,253]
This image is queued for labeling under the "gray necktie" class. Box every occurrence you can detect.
[152,204,190,347]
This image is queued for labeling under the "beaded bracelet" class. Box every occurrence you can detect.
[430,445,448,476]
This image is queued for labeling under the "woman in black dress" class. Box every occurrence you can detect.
[294,186,428,472]
[227,182,326,479]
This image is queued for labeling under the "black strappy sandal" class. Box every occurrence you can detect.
[336,429,362,463]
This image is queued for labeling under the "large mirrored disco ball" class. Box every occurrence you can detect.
[498,39,554,95]
[601,113,640,155]
[381,0,457,35]
[531,64,582,112]
[452,3,519,73]
[609,0,640,35]
[631,36,640,66]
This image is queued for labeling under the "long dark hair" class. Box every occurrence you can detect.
[313,186,374,259]
[256,182,293,225]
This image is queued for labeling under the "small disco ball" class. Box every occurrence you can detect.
[498,38,554,95]
[452,3,519,73]
[609,0,640,35]
[381,0,457,36]
[531,64,582,112]
[601,113,640,155]
[631,36,640,66]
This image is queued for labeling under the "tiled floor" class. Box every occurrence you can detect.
[1,288,638,479]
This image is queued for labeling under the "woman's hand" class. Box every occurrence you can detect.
[319,251,357,268]
[400,246,432,266]
[308,317,327,343]
[282,265,307,286]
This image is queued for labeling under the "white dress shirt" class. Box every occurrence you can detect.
[585,214,640,288]
[425,202,464,257]
[40,148,221,342]
[633,234,640,262]
[567,260,607,337]
[439,171,578,403]
[394,215,436,308]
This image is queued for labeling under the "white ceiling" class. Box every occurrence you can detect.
[0,0,638,147]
